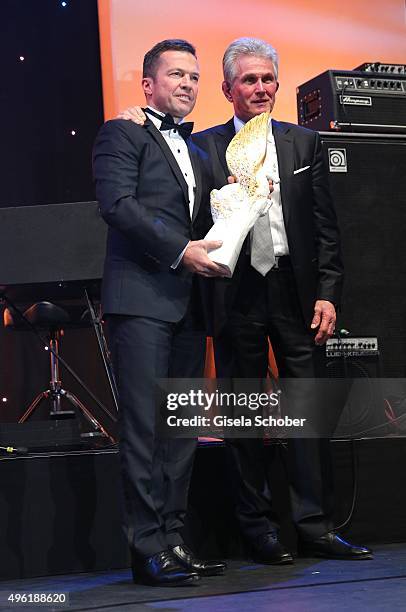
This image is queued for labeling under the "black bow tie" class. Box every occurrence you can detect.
[145,108,194,140]
[160,114,194,139]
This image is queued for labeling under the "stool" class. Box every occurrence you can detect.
[4,301,111,439]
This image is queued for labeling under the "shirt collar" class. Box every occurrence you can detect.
[233,115,245,133]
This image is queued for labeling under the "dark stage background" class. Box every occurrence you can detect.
[1,0,104,207]
[0,0,111,430]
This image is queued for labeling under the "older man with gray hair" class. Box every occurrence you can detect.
[192,37,372,564]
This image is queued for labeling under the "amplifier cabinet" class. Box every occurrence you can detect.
[320,133,406,377]
[324,336,383,438]
[297,70,406,133]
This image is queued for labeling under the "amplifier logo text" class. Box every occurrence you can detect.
[340,95,372,106]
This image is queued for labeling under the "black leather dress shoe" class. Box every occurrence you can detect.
[299,532,373,560]
[131,549,201,586]
[171,544,226,576]
[251,533,294,565]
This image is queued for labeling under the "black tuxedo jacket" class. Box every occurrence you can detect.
[93,118,209,323]
[193,118,344,332]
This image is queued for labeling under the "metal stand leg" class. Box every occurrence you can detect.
[85,290,119,414]
[64,391,115,443]
[48,332,75,419]
[18,328,116,443]
[19,392,49,423]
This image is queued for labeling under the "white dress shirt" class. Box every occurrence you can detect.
[233,115,289,256]
[146,107,196,267]
[147,106,195,218]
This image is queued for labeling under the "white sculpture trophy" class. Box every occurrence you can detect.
[205,111,272,276]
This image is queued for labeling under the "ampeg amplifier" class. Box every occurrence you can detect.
[297,69,406,133]
[325,337,379,358]
[324,335,384,438]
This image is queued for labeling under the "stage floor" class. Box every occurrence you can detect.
[0,543,405,611]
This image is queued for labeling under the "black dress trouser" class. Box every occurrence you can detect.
[107,296,206,557]
[215,261,334,544]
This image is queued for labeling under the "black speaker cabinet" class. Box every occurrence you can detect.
[325,353,386,438]
[0,201,106,301]
[320,133,406,377]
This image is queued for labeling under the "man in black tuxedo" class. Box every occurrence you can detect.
[192,37,373,563]
[93,39,226,586]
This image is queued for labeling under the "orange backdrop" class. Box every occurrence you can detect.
[98,0,406,128]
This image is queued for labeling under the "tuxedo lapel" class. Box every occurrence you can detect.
[213,119,235,179]
[144,120,190,209]
[272,119,294,228]
[187,140,202,222]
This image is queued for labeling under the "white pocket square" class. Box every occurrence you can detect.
[293,165,310,175]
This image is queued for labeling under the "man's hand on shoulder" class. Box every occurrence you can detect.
[117,106,147,125]
[311,300,336,346]
[182,240,229,277]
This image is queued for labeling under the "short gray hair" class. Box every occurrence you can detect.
[223,37,279,83]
